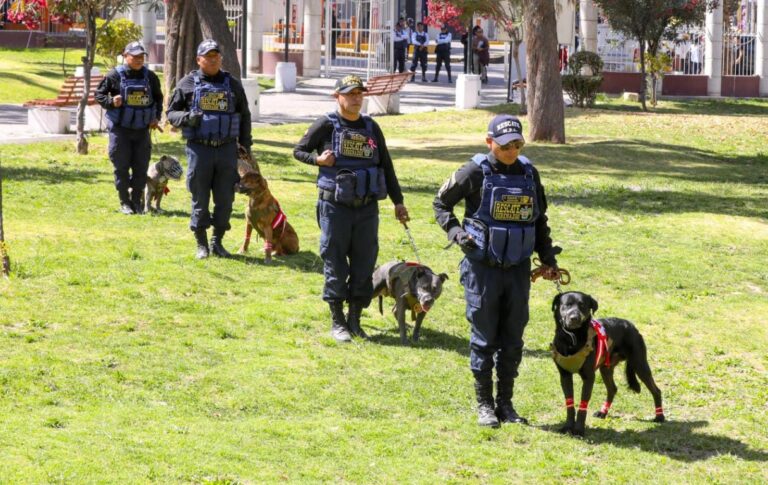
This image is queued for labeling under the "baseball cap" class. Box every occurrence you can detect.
[488,114,524,145]
[197,39,220,56]
[124,41,148,56]
[334,75,367,94]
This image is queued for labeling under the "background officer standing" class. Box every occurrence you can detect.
[293,75,410,342]
[409,22,429,82]
[393,17,409,73]
[167,39,253,259]
[96,41,163,215]
[432,24,452,83]
[433,114,561,427]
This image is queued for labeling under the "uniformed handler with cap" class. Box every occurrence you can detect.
[393,18,409,73]
[434,114,562,427]
[96,41,163,215]
[409,22,429,82]
[166,39,253,259]
[293,75,410,342]
[432,24,453,83]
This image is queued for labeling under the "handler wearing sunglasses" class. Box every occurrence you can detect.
[433,114,562,428]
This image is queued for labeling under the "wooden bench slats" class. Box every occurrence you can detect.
[24,75,104,108]
[365,72,412,96]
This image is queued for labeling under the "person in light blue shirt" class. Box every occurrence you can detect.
[409,22,429,82]
[393,17,409,73]
[432,24,452,83]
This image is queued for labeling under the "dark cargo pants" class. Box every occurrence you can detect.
[317,199,379,305]
[185,140,238,232]
[108,126,151,205]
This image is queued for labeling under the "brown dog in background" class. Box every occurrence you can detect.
[235,146,299,262]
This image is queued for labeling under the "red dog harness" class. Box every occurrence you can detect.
[591,319,611,369]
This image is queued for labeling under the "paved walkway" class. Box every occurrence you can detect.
[0,61,518,144]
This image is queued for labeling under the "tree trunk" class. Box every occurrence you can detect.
[192,0,241,79]
[639,40,647,111]
[512,39,527,114]
[164,0,202,117]
[77,7,98,155]
[0,159,10,278]
[523,0,564,143]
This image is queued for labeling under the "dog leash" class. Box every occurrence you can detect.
[531,257,571,294]
[401,222,422,264]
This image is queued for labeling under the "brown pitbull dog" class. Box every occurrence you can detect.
[235,147,299,263]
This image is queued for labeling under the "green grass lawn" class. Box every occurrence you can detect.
[1,100,767,482]
[0,47,274,104]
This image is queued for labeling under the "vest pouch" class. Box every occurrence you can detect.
[129,108,151,130]
[355,169,368,199]
[488,226,509,267]
[121,107,136,129]
[375,167,387,200]
[220,114,231,139]
[200,113,219,139]
[106,108,121,128]
[462,218,488,262]
[334,169,357,204]
[502,226,536,266]
[229,113,241,138]
[519,226,536,262]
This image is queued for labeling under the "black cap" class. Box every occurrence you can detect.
[124,41,148,56]
[197,39,220,56]
[334,75,367,94]
[487,114,524,145]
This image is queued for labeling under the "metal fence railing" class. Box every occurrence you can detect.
[323,0,395,80]
[597,23,639,73]
[721,0,757,77]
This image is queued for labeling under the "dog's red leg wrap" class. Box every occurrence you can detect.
[600,401,612,414]
[264,241,274,252]
[565,397,574,409]
[655,406,664,416]
[579,400,589,412]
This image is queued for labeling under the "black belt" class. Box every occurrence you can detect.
[318,188,375,208]
[191,138,236,147]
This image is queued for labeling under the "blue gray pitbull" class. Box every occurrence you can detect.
[372,261,448,343]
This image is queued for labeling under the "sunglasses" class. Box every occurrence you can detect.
[499,140,524,150]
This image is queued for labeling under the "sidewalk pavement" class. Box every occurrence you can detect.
[0,62,519,145]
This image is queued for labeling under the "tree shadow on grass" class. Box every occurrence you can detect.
[367,325,470,356]
[582,99,768,117]
[537,419,768,463]
[231,249,323,273]
[1,165,101,184]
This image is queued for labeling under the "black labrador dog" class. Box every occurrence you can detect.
[551,291,665,436]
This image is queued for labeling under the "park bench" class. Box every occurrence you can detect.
[24,74,107,134]
[363,72,412,115]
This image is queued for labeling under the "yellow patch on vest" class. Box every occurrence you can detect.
[492,195,533,221]
[126,92,150,106]
[340,132,374,158]
[200,92,229,111]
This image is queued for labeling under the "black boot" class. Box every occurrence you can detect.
[210,228,232,258]
[347,301,369,339]
[119,202,135,215]
[118,190,134,214]
[495,378,528,424]
[194,229,209,259]
[329,301,352,342]
[474,374,500,428]
[447,69,452,83]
